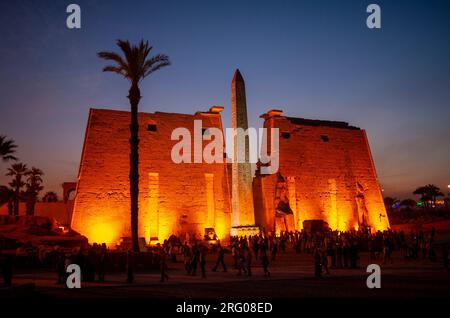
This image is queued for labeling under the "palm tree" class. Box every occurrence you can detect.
[0,135,18,162]
[42,191,58,202]
[413,184,444,208]
[6,162,28,216]
[98,39,170,252]
[24,167,44,216]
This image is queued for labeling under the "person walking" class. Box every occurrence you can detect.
[190,244,200,276]
[182,242,192,274]
[261,249,270,277]
[245,246,253,277]
[314,248,322,278]
[126,249,134,283]
[200,246,207,278]
[160,248,169,282]
[232,243,239,270]
[98,244,108,282]
[212,243,227,272]
[56,249,65,285]
[321,248,330,275]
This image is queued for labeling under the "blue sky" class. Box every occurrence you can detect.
[0,0,449,199]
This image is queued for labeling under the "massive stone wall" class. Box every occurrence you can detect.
[72,106,389,245]
[254,110,389,234]
[71,108,231,245]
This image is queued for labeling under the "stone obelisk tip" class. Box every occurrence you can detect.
[232,68,244,83]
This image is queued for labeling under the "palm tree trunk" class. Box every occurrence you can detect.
[128,82,141,252]
[8,201,13,216]
[26,197,36,216]
[14,188,19,216]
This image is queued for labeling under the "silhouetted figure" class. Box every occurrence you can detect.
[182,242,192,274]
[190,244,200,276]
[86,245,97,281]
[253,238,259,260]
[261,249,270,277]
[343,242,349,268]
[271,240,278,261]
[56,250,66,285]
[200,247,207,278]
[160,249,169,282]
[314,249,322,278]
[7,200,13,216]
[232,244,239,269]
[98,244,108,282]
[336,242,343,268]
[237,246,247,276]
[349,243,359,269]
[245,247,252,277]
[321,249,330,275]
[212,243,227,272]
[126,250,134,283]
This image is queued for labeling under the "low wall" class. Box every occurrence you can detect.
[0,201,74,225]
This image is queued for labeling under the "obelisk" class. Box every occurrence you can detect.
[231,69,256,235]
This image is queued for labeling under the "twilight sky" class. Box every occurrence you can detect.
[0,0,449,199]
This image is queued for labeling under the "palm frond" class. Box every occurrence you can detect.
[0,135,18,162]
[98,39,170,83]
[143,54,171,78]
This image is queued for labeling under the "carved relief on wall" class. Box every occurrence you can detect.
[355,182,369,228]
[274,172,294,233]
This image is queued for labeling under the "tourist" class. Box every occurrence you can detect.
[237,245,247,276]
[271,238,278,261]
[126,249,134,283]
[98,243,108,282]
[56,249,65,285]
[232,243,239,269]
[86,245,97,281]
[245,246,253,277]
[261,249,270,277]
[190,243,200,276]
[349,242,359,269]
[382,237,393,265]
[280,236,286,254]
[169,242,177,263]
[182,242,192,274]
[160,248,169,282]
[336,241,343,268]
[326,243,334,268]
[252,236,260,260]
[212,242,227,272]
[200,246,207,278]
[321,248,330,275]
[314,248,322,278]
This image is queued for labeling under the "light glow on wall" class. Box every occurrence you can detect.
[85,217,122,246]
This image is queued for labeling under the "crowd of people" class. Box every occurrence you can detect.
[1,227,448,287]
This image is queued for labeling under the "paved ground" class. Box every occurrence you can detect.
[7,250,450,298]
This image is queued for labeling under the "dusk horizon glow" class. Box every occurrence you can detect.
[1,0,449,200]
